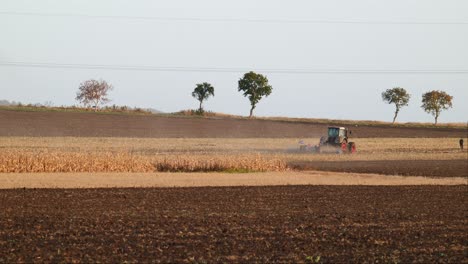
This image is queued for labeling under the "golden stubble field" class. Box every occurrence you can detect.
[0,137,466,173]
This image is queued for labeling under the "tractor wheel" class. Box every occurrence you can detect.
[341,142,347,152]
[348,142,357,153]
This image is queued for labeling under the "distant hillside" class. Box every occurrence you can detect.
[144,108,164,114]
[0,99,16,106]
[0,99,51,107]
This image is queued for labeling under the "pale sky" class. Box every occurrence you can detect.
[1,0,467,123]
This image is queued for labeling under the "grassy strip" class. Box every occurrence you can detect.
[0,105,155,116]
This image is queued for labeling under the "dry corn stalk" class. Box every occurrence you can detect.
[0,150,288,173]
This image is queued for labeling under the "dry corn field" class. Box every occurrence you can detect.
[0,152,287,173]
[0,137,466,173]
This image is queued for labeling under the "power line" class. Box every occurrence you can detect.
[1,61,467,74]
[1,11,467,25]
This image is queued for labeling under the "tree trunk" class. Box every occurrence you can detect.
[199,100,203,112]
[249,105,255,118]
[392,108,399,124]
[434,112,439,126]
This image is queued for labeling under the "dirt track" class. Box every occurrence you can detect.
[1,171,466,189]
[1,110,466,138]
[0,186,466,263]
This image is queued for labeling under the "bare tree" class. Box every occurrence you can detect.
[76,79,113,110]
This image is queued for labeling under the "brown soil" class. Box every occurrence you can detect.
[1,110,466,138]
[0,186,466,263]
[289,159,468,178]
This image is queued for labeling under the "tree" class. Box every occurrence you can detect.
[381,87,411,124]
[421,90,453,125]
[238,71,273,118]
[192,82,215,113]
[76,79,113,111]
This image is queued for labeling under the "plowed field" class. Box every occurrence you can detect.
[1,109,466,138]
[0,186,466,263]
[288,159,468,178]
[1,110,467,262]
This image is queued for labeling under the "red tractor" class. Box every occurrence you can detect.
[299,126,356,154]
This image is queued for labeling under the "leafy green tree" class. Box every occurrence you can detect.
[421,90,453,125]
[238,71,272,118]
[192,82,215,112]
[381,87,411,124]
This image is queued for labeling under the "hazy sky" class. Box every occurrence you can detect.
[1,0,467,123]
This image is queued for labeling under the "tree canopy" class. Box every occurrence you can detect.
[238,71,272,118]
[192,82,215,113]
[76,79,113,110]
[421,90,453,125]
[381,87,411,124]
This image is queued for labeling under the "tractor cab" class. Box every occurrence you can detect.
[326,127,348,145]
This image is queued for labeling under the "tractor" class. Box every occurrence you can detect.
[299,126,356,154]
